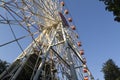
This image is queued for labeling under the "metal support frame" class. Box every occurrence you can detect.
[33,27,58,80]
[11,54,32,80]
[33,46,51,80]
[66,46,78,80]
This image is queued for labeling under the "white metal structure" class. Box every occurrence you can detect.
[0,0,94,80]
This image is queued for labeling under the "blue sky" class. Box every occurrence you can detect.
[0,0,120,80]
[65,0,120,80]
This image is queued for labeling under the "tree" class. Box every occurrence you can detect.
[0,59,9,74]
[99,0,120,22]
[102,59,120,80]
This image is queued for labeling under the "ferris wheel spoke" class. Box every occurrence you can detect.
[45,0,61,20]
[1,1,57,29]
[3,5,42,33]
[0,15,23,25]
[7,20,25,54]
[24,1,55,21]
[32,0,57,22]
[0,33,37,47]
[0,31,39,47]
[0,20,22,25]
[0,14,7,21]
[4,6,29,31]
[52,0,62,15]
[41,0,59,20]
[1,1,60,26]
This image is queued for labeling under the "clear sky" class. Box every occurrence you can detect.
[0,0,120,80]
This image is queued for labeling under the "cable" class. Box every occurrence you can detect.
[0,31,39,47]
[4,5,41,50]
[4,3,40,32]
[7,19,25,55]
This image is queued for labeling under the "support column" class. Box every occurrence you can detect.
[66,47,78,80]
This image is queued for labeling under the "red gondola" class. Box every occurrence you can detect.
[61,1,64,6]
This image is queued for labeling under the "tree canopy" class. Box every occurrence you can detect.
[102,59,120,80]
[100,0,120,22]
[0,59,9,74]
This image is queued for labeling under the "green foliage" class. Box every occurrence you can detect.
[0,59,9,74]
[100,0,120,22]
[102,59,120,80]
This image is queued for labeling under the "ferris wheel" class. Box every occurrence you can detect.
[0,0,94,80]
